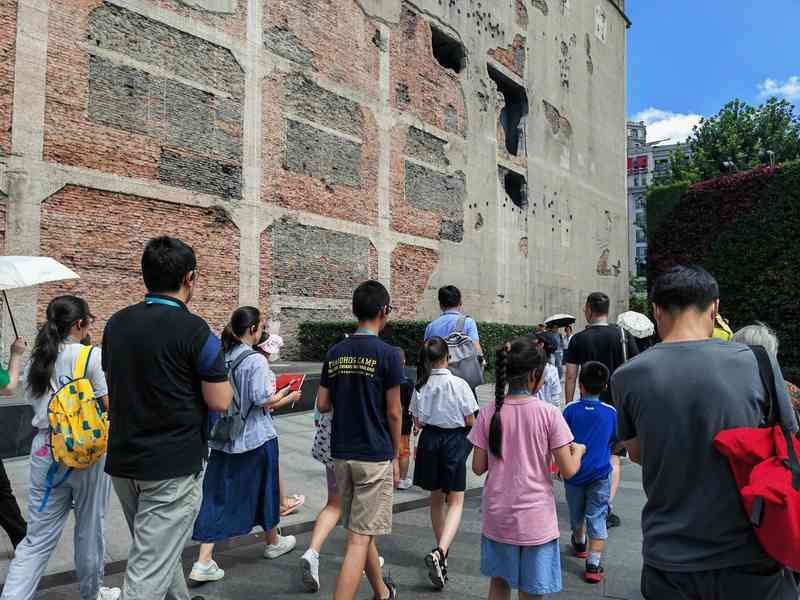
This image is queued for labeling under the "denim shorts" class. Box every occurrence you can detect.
[480,536,562,595]
[564,472,612,540]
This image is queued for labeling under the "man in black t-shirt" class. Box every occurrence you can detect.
[102,237,231,600]
[317,281,402,600]
[564,291,638,529]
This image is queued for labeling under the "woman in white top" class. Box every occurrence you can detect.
[1,295,119,600]
[534,333,563,408]
[411,337,479,591]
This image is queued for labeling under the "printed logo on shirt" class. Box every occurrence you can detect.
[327,356,378,378]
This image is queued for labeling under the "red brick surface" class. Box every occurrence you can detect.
[0,0,17,155]
[390,243,439,320]
[390,6,466,136]
[38,185,240,336]
[489,35,527,78]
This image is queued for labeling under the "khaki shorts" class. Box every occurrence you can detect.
[334,459,393,536]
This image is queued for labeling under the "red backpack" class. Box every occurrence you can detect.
[712,346,800,572]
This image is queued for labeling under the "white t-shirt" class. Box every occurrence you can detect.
[536,363,562,409]
[411,369,479,428]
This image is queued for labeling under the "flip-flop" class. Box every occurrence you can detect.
[280,494,305,517]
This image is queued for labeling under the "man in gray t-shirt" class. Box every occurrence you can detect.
[613,266,799,600]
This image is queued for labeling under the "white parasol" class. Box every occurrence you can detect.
[617,311,655,339]
[544,313,576,328]
[0,256,80,337]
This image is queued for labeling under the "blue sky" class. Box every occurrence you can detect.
[626,0,800,144]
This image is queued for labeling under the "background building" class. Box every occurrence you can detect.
[0,0,630,367]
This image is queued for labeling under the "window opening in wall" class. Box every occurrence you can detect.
[488,65,529,157]
[431,26,465,73]
[500,168,528,210]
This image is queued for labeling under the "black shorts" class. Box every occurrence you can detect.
[641,563,799,600]
[413,426,471,493]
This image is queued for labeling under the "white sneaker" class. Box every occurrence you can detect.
[362,556,385,577]
[188,559,225,583]
[97,588,121,600]
[300,550,320,593]
[265,534,297,559]
[398,478,413,490]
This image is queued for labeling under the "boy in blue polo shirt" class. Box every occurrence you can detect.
[562,361,617,584]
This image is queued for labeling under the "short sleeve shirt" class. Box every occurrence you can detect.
[468,397,573,545]
[411,369,479,428]
[562,398,617,486]
[102,294,227,480]
[24,342,108,430]
[424,310,480,343]
[320,335,404,462]
[536,363,562,408]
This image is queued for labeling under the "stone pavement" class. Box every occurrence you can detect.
[36,460,646,599]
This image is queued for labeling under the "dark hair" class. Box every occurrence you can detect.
[438,285,462,310]
[533,332,558,357]
[416,337,448,390]
[352,280,391,321]
[783,366,800,389]
[490,337,546,459]
[141,236,197,294]
[565,325,573,335]
[28,296,92,398]
[221,306,261,353]
[579,361,610,396]
[586,292,610,316]
[651,265,719,313]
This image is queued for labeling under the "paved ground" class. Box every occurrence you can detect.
[35,460,646,599]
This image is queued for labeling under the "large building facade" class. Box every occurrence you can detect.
[1,0,630,361]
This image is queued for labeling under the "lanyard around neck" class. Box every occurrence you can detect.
[145,297,183,310]
[353,328,378,337]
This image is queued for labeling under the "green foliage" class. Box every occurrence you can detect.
[675,98,800,183]
[645,181,690,240]
[298,320,535,375]
[648,160,800,369]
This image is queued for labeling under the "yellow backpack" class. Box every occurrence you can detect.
[47,346,109,469]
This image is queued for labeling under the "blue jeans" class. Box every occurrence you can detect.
[564,472,612,541]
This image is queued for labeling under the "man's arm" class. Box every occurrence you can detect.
[196,331,232,411]
[564,363,578,405]
[317,385,332,413]
[623,437,642,465]
[202,381,232,412]
[386,385,402,486]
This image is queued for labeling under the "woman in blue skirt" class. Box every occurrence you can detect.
[189,306,301,585]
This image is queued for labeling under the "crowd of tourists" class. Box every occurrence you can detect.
[0,236,798,600]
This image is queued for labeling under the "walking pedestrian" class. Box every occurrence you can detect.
[188,306,300,585]
[396,347,417,491]
[1,296,119,600]
[102,236,232,600]
[0,335,29,549]
[411,337,478,590]
[469,336,586,600]
[613,266,800,600]
[533,333,562,408]
[316,281,403,600]
[563,292,639,527]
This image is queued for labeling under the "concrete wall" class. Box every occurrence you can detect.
[0,0,630,361]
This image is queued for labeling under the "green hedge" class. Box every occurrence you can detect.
[298,320,534,375]
[648,160,800,369]
[645,181,690,241]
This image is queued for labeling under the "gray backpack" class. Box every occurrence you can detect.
[444,316,485,391]
[209,349,259,444]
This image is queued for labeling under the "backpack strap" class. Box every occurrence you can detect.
[619,326,628,363]
[38,462,73,512]
[73,346,94,380]
[454,315,467,335]
[228,350,260,420]
[751,345,777,427]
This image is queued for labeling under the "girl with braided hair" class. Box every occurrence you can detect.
[468,337,586,600]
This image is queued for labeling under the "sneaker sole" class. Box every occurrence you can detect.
[300,558,320,593]
[188,572,225,586]
[424,554,445,590]
[574,550,588,559]
[585,572,604,584]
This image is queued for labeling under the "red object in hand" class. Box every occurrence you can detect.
[276,374,305,393]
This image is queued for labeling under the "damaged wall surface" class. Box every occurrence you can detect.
[0,0,630,358]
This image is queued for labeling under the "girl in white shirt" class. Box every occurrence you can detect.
[411,337,479,591]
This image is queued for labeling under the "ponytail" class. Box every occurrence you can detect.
[28,296,91,398]
[416,337,448,391]
[489,342,510,458]
[221,306,261,353]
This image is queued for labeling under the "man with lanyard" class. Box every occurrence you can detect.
[102,236,232,600]
[564,292,639,528]
[424,285,484,361]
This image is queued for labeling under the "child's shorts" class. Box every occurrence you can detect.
[480,536,562,596]
[564,471,612,540]
[413,426,470,493]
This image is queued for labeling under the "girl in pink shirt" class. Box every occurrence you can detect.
[468,337,586,600]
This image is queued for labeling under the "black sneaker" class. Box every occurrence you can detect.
[424,547,446,590]
[375,574,398,600]
[571,534,588,558]
[584,562,605,584]
[607,511,621,528]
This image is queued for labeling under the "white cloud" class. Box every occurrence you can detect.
[631,108,702,145]
[758,76,800,101]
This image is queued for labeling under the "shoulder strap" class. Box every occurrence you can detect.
[228,350,261,420]
[454,315,467,335]
[619,326,628,363]
[230,349,259,374]
[750,345,776,426]
[73,346,94,380]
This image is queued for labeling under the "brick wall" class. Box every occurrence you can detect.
[150,0,246,38]
[0,0,16,155]
[390,244,439,320]
[38,186,240,336]
[489,35,527,78]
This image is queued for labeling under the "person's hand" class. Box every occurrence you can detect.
[571,442,587,458]
[286,390,301,405]
[10,338,26,357]
[392,458,400,488]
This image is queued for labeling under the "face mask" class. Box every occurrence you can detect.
[254,330,268,348]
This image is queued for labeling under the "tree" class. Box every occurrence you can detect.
[659,98,800,184]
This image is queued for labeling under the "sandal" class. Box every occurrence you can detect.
[280,494,305,517]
